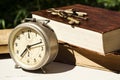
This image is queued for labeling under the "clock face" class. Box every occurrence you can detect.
[11,27,46,69]
[9,22,58,70]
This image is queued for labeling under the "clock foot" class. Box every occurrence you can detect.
[15,64,21,69]
[41,67,46,74]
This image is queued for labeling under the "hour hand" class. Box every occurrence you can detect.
[20,48,27,57]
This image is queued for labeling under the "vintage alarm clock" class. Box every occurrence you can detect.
[8,18,58,72]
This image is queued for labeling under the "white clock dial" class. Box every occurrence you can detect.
[13,28,45,65]
[13,28,46,67]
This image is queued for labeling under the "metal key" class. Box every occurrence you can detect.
[64,8,88,20]
[47,8,80,25]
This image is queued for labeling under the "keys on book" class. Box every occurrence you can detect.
[47,8,88,25]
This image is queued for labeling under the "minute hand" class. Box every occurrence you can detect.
[28,42,42,47]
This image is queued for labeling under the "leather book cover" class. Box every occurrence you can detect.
[32,4,120,33]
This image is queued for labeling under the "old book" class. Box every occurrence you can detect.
[0,29,13,45]
[55,43,120,73]
[0,29,13,54]
[32,4,120,54]
[0,45,9,54]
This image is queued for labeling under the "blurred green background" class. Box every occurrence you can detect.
[0,0,120,29]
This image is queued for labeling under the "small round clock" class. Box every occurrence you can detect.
[9,19,58,70]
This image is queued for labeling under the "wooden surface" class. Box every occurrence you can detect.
[32,4,120,33]
[55,43,120,73]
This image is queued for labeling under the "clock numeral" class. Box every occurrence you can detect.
[28,30,31,32]
[27,60,30,63]
[28,30,31,39]
[22,31,24,35]
[39,54,41,57]
[17,36,20,40]
[17,50,19,54]
[34,58,36,62]
[36,33,37,37]
[41,46,44,51]
[40,39,42,43]
[15,43,18,47]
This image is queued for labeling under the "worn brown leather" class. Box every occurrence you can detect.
[32,4,120,33]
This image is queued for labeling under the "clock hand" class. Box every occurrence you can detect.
[28,42,42,48]
[30,45,44,49]
[20,48,28,57]
[28,30,31,39]
[27,47,32,54]
[20,42,42,57]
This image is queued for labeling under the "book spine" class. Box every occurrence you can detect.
[0,29,13,45]
[0,29,13,54]
[0,45,9,54]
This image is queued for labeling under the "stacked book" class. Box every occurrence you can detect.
[0,29,13,54]
[32,4,120,72]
